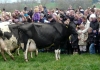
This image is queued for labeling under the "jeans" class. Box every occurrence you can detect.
[89,43,95,54]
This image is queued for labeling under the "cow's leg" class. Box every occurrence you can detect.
[54,39,61,60]
[55,49,59,60]
[24,47,28,62]
[17,47,20,56]
[58,49,61,59]
[24,39,30,62]
[35,49,38,56]
[1,49,7,61]
[4,48,14,60]
[0,38,14,60]
[36,49,38,56]
[30,49,38,58]
[1,46,14,60]
[21,43,24,50]
[55,49,61,60]
[30,52,33,58]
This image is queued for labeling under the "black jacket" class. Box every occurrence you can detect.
[90,20,99,33]
[88,33,98,44]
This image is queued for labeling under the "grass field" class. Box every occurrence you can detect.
[0,52,100,70]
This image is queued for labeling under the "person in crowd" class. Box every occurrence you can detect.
[51,9,58,20]
[26,15,32,23]
[70,34,78,54]
[12,12,20,23]
[39,5,44,13]
[1,8,6,17]
[23,10,32,23]
[4,13,11,22]
[78,24,88,54]
[39,13,49,23]
[28,8,33,19]
[79,16,90,33]
[32,7,40,23]
[74,12,83,25]
[89,8,96,22]
[43,6,48,18]
[89,14,99,54]
[47,15,56,23]
[88,27,97,54]
[98,16,100,53]
[77,16,90,52]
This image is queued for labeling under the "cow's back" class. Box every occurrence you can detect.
[19,23,61,48]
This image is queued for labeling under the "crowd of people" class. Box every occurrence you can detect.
[0,5,100,54]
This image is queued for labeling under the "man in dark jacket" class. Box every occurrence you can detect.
[28,8,33,19]
[47,15,56,23]
[89,16,99,54]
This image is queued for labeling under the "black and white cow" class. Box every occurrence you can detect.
[0,22,38,61]
[9,24,38,60]
[18,22,78,61]
[0,22,16,60]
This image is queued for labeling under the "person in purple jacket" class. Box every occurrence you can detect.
[32,7,40,23]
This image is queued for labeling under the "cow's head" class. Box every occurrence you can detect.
[64,18,70,25]
[62,17,78,39]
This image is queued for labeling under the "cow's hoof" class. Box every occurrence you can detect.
[17,53,20,56]
[11,56,14,60]
[4,59,7,61]
[35,54,38,57]
[31,57,33,58]
[58,57,60,60]
[56,58,58,61]
[25,59,28,62]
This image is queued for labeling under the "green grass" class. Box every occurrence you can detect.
[45,2,57,9]
[0,52,100,70]
[22,2,57,9]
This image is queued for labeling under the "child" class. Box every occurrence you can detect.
[78,24,88,54]
[32,7,40,23]
[88,27,97,54]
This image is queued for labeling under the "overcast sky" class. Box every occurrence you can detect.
[0,0,41,3]
[0,0,17,3]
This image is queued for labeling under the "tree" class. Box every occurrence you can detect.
[41,0,50,6]
[56,0,92,9]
